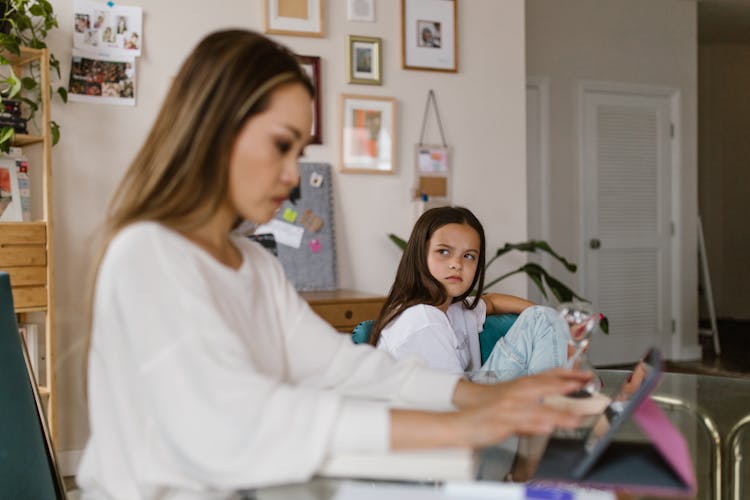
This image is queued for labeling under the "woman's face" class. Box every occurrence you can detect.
[227,82,312,225]
[426,223,481,300]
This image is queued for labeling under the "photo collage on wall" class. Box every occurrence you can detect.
[69,0,143,106]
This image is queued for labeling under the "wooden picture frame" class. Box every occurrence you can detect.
[339,94,396,174]
[263,0,324,37]
[346,35,382,85]
[401,0,457,72]
[297,55,322,144]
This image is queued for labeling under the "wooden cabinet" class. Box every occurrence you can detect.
[0,48,56,441]
[301,289,386,332]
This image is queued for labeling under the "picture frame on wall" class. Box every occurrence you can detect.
[347,0,374,22]
[346,35,382,85]
[340,94,396,174]
[263,0,324,37]
[401,0,457,72]
[297,55,322,144]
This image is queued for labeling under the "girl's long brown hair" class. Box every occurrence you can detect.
[367,206,486,346]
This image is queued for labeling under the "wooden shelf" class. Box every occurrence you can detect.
[0,47,56,443]
[13,134,44,147]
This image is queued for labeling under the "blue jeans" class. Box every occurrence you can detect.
[476,305,568,382]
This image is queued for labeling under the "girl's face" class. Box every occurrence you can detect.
[226,82,312,225]
[426,223,481,301]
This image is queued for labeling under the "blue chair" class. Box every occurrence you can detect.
[352,313,519,364]
[0,272,67,499]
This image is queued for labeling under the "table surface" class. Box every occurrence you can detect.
[248,370,750,500]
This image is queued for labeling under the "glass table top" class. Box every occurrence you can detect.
[249,370,750,500]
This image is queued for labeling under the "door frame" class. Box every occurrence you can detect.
[577,80,682,359]
[526,76,551,303]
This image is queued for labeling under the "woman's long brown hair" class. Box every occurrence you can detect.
[85,30,313,339]
[367,206,486,346]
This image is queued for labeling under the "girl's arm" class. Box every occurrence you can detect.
[481,293,535,315]
[390,369,591,449]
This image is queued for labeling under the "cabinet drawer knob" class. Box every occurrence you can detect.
[345,310,353,319]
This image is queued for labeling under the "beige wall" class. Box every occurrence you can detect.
[526,0,700,358]
[47,0,528,456]
[699,44,750,320]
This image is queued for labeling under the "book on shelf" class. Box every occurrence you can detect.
[19,323,41,383]
[0,155,22,221]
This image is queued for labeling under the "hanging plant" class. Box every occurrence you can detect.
[0,0,67,152]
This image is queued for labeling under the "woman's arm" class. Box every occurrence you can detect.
[481,293,535,315]
[390,369,591,449]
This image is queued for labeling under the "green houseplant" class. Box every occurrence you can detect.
[0,0,67,151]
[388,234,609,333]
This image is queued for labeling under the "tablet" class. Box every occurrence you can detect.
[571,346,663,479]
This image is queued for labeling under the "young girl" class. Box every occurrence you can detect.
[370,206,571,381]
[77,30,588,498]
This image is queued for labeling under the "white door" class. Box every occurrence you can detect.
[581,86,674,365]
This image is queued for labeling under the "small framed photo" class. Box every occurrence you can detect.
[347,0,374,22]
[297,55,322,144]
[346,35,382,85]
[263,0,324,37]
[401,0,457,72]
[340,94,397,174]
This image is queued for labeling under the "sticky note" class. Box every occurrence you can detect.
[283,207,298,223]
[300,209,324,233]
[309,239,321,253]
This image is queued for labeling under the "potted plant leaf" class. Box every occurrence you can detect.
[0,0,67,152]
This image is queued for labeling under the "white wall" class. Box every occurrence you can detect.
[526,0,700,359]
[46,0,527,454]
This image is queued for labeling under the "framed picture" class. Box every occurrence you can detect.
[346,35,382,85]
[340,94,396,174]
[401,0,457,72]
[347,0,374,22]
[297,55,322,144]
[263,0,324,37]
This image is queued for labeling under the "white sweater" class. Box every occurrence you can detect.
[77,222,460,499]
[377,301,486,374]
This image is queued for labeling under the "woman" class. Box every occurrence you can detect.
[77,29,588,499]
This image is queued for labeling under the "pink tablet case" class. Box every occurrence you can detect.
[632,397,696,492]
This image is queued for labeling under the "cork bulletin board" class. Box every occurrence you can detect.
[255,162,337,291]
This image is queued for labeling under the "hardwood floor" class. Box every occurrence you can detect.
[667,319,750,377]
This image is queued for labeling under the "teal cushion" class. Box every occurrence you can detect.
[479,313,518,364]
[352,320,374,344]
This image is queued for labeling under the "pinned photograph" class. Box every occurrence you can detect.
[73,0,143,57]
[68,50,136,106]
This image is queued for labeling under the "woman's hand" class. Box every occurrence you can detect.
[452,368,592,409]
[389,368,591,450]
